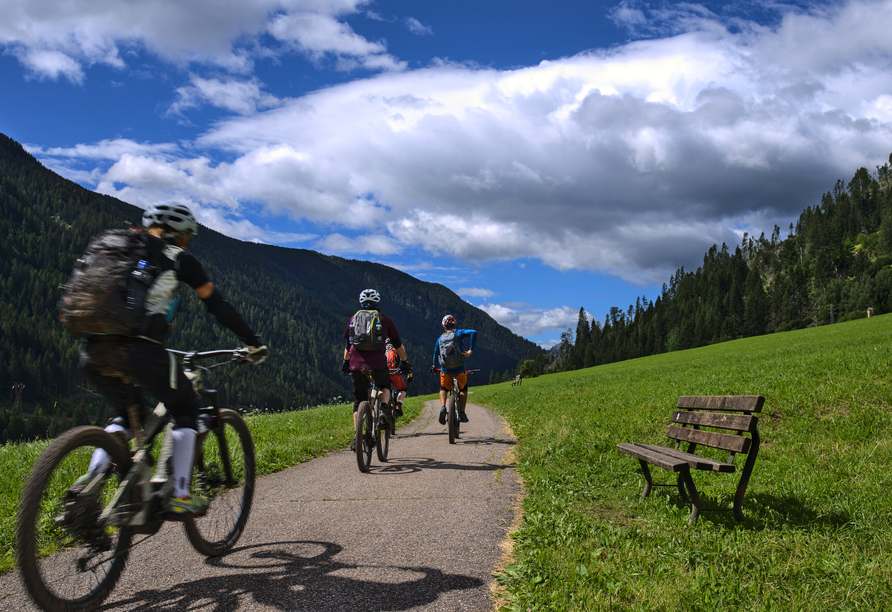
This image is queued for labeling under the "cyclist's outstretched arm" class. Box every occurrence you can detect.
[199,284,263,349]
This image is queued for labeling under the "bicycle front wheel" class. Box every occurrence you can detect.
[17,426,133,612]
[184,409,256,557]
[376,408,390,463]
[355,401,373,473]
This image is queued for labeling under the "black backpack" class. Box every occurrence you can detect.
[438,330,465,370]
[59,228,167,339]
[349,309,384,351]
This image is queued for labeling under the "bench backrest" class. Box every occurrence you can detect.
[668,395,764,459]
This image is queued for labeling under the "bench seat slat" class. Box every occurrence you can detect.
[676,395,764,413]
[616,443,689,472]
[633,443,737,473]
[671,410,757,433]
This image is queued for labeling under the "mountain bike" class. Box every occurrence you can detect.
[439,368,479,445]
[354,372,392,473]
[17,347,257,612]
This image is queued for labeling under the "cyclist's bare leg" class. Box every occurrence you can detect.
[460,389,468,412]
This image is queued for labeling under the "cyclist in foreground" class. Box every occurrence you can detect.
[74,202,268,518]
[342,289,412,449]
[431,315,477,424]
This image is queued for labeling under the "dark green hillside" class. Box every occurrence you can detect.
[0,133,539,417]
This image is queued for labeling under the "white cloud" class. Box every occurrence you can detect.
[405,17,433,36]
[0,0,400,81]
[169,76,282,116]
[21,0,892,286]
[315,233,402,256]
[478,303,580,341]
[459,287,496,299]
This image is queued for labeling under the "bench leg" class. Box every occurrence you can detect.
[678,469,702,524]
[675,474,689,503]
[732,430,760,523]
[638,459,654,499]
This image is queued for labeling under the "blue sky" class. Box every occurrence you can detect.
[2,0,892,347]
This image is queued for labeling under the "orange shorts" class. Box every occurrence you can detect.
[440,372,467,392]
[389,373,407,391]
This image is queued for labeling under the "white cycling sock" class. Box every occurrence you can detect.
[88,423,131,476]
[171,428,197,498]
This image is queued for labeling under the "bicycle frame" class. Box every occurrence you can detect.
[16,347,257,612]
[354,371,393,472]
[99,349,244,531]
[439,369,479,444]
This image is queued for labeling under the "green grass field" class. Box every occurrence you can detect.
[3,316,892,611]
[473,314,892,611]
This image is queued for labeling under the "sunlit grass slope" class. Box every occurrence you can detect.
[473,313,892,611]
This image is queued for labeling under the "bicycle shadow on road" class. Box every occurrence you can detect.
[397,431,515,446]
[100,540,484,612]
[366,455,516,476]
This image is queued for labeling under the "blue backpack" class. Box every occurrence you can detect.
[438,331,464,370]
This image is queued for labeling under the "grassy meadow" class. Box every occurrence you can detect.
[3,314,892,611]
[473,313,892,611]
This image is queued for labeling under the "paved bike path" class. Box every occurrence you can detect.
[1,399,520,612]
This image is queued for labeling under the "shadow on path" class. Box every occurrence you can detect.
[101,540,483,612]
[365,455,516,476]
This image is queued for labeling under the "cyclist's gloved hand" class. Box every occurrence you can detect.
[245,345,269,365]
[341,359,351,373]
[429,365,439,374]
[401,361,413,374]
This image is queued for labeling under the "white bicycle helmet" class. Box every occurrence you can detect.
[142,201,198,238]
[442,315,456,328]
[359,289,380,305]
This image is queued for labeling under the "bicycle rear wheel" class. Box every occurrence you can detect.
[446,395,459,444]
[17,426,133,612]
[376,407,390,462]
[355,401,374,473]
[184,409,256,557]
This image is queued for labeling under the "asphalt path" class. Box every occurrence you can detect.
[1,399,521,612]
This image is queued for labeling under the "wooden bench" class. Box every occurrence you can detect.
[510,375,522,387]
[617,395,764,524]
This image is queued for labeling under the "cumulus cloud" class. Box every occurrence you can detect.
[169,76,282,116]
[0,0,400,81]
[478,303,580,345]
[459,287,497,299]
[18,0,892,291]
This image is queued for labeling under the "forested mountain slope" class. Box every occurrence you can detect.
[0,133,538,412]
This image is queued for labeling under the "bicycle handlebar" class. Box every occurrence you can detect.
[167,348,251,369]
